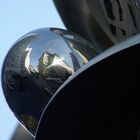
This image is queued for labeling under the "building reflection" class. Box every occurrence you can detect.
[37,52,73,95]
[3,28,98,136]
[5,35,35,90]
[5,48,75,134]
[24,47,32,73]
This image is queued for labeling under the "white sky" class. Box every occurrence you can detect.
[0,0,65,139]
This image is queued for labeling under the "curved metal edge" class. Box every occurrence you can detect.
[35,34,140,139]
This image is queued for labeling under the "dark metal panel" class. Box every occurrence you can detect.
[53,0,140,51]
[53,0,113,51]
[35,35,140,140]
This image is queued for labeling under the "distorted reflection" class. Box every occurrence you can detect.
[98,0,140,41]
[2,28,97,136]
[38,52,73,95]
[135,0,140,8]
[24,47,32,73]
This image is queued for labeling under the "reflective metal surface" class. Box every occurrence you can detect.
[54,0,140,51]
[1,28,97,136]
[35,34,140,140]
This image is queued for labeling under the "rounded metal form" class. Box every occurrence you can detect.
[86,0,140,42]
[54,0,140,50]
[35,34,140,140]
[1,28,97,136]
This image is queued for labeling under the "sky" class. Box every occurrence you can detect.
[0,0,65,139]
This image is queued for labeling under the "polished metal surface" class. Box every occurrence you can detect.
[35,34,140,140]
[1,28,97,136]
[54,0,140,51]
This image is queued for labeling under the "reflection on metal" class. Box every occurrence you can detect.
[135,0,140,8]
[54,0,140,51]
[2,28,97,136]
[35,34,140,140]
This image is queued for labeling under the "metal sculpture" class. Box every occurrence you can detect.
[1,28,97,136]
[54,0,140,50]
[35,35,140,140]
[1,0,140,140]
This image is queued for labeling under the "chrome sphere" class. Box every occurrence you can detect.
[1,28,97,136]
